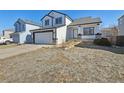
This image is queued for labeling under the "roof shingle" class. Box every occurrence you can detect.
[19,19,41,27]
[69,17,102,26]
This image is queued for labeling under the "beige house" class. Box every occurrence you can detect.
[67,17,102,40]
[3,29,14,38]
[101,27,118,37]
[118,15,124,36]
[117,15,124,46]
[101,27,118,44]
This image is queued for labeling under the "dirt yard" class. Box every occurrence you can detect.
[0,44,124,83]
[0,44,17,49]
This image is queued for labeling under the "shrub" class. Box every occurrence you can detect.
[95,33,102,35]
[78,34,82,36]
[94,38,112,46]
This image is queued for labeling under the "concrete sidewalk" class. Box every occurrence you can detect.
[0,44,54,60]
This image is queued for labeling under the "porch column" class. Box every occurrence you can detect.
[78,25,81,35]
[78,25,82,39]
[81,26,84,35]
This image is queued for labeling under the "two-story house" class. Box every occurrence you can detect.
[31,10,73,44]
[118,15,124,36]
[12,18,41,44]
[117,15,124,46]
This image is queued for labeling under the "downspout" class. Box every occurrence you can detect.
[32,32,35,44]
[55,28,57,44]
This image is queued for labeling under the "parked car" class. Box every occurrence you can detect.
[0,36,13,45]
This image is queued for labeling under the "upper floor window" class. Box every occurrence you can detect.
[119,18,124,25]
[55,17,62,24]
[15,22,25,32]
[21,24,25,31]
[15,22,20,32]
[45,19,49,26]
[83,27,94,35]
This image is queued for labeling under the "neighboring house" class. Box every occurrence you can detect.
[118,15,124,36]
[12,18,41,44]
[31,10,73,44]
[117,15,124,46]
[101,26,118,44]
[3,29,14,38]
[67,17,102,40]
[101,26,118,37]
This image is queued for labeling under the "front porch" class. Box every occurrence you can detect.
[77,34,96,40]
[68,22,101,40]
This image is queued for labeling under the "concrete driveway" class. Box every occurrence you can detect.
[0,44,54,60]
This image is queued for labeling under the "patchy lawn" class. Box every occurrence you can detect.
[0,44,17,49]
[0,45,124,83]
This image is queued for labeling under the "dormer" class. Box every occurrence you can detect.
[41,15,53,28]
[41,10,73,28]
[48,11,65,27]
[14,19,26,32]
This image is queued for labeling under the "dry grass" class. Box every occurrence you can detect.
[0,44,17,49]
[0,45,124,83]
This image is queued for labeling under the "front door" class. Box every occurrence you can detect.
[73,29,78,38]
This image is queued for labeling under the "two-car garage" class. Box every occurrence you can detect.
[33,30,54,44]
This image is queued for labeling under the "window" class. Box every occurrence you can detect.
[119,18,124,25]
[83,27,94,35]
[15,22,20,32]
[15,22,26,32]
[45,19,49,26]
[55,17,62,24]
[21,24,25,31]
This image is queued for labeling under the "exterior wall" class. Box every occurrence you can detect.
[67,27,74,40]
[67,23,100,40]
[23,24,40,43]
[12,33,20,43]
[65,17,72,25]
[56,17,72,44]
[56,26,67,44]
[66,17,73,40]
[42,16,53,28]
[19,32,26,43]
[118,16,124,36]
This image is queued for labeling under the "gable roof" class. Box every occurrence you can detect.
[3,28,14,31]
[118,14,124,20]
[15,18,41,27]
[40,15,54,21]
[41,10,73,21]
[69,17,102,26]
